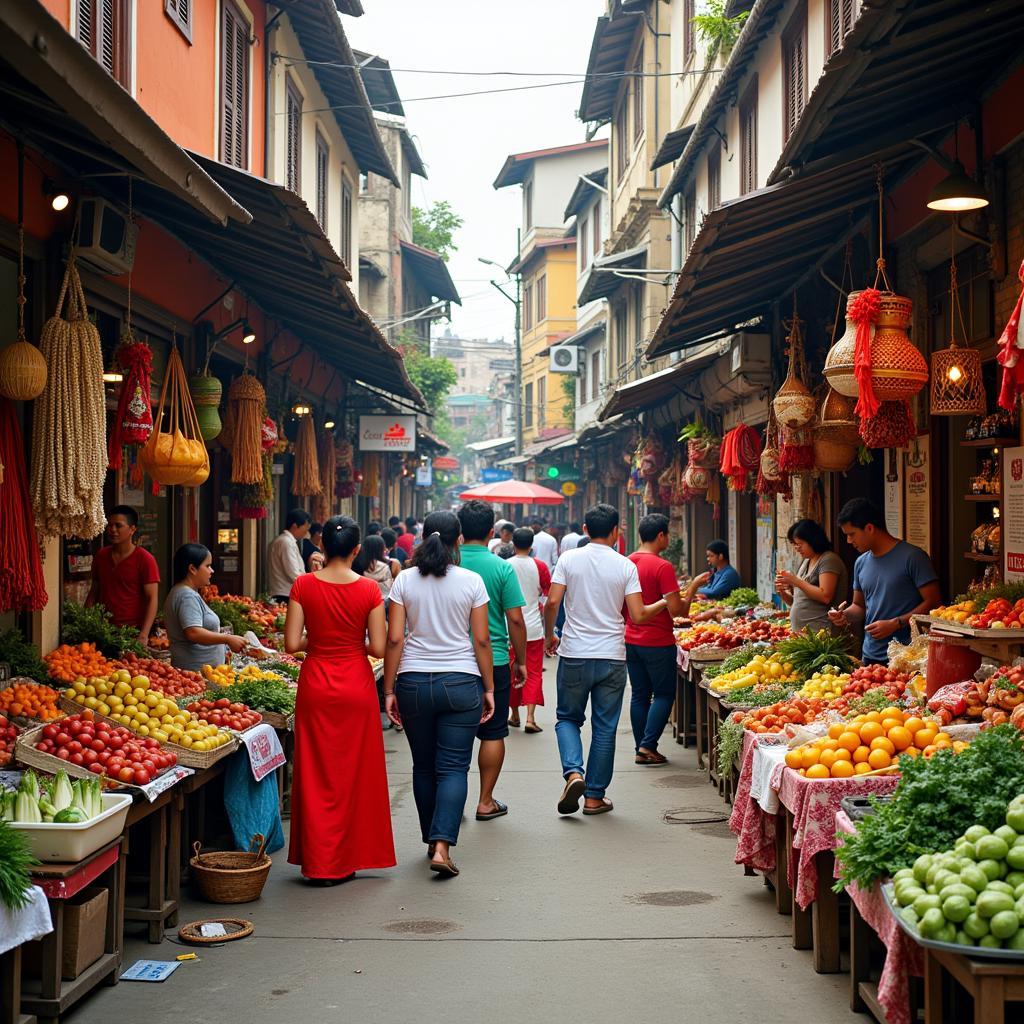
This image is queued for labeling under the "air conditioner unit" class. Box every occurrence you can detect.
[729,332,771,377]
[77,197,138,276]
[549,346,580,373]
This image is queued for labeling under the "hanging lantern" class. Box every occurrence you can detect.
[931,242,985,416]
[773,308,815,428]
[823,290,865,398]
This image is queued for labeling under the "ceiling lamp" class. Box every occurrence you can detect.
[926,162,989,212]
[324,419,335,430]
[292,402,311,417]
[241,321,256,344]
[43,179,70,212]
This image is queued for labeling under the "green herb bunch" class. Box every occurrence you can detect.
[61,603,144,659]
[717,719,745,779]
[0,819,37,910]
[207,600,266,640]
[719,588,760,609]
[704,645,761,680]
[0,630,48,682]
[774,630,856,677]
[220,677,296,715]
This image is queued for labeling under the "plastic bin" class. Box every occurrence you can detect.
[926,632,982,697]
[11,793,132,863]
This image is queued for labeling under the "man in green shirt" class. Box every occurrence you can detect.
[458,500,527,821]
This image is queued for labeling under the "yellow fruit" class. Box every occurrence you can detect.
[806,764,830,780]
[831,759,855,779]
[868,748,892,770]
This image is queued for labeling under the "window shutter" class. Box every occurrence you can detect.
[341,180,352,266]
[591,202,600,256]
[684,0,696,63]
[220,1,248,169]
[578,218,588,271]
[315,135,328,229]
[783,15,807,142]
[684,187,697,252]
[76,0,94,47]
[740,80,758,195]
[286,81,302,192]
[708,144,721,211]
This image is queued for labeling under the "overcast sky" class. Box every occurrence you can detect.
[347,0,607,343]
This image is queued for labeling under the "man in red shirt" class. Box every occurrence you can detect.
[626,514,687,765]
[86,505,160,645]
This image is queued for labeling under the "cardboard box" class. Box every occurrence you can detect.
[22,886,108,981]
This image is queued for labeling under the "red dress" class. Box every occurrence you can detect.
[288,574,396,879]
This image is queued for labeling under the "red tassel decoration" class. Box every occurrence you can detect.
[849,287,882,420]
[108,338,153,469]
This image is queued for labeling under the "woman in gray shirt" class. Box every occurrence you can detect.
[775,519,849,634]
[164,544,248,672]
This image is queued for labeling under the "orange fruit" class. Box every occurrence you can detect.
[838,731,861,752]
[859,721,884,744]
[888,726,913,751]
[819,749,839,769]
[922,745,938,758]
[854,762,872,775]
[901,746,921,759]
[952,740,969,753]
[805,764,830,780]
[785,749,803,769]
[828,723,845,740]
[882,707,903,720]
[914,729,937,750]
[864,711,883,724]
[833,747,852,762]
[870,736,896,755]
[853,745,871,764]
[868,748,892,770]
[800,746,821,769]
[934,732,952,745]
[820,738,840,752]
[934,737,952,749]
[831,759,855,779]
[904,716,926,735]
[881,718,903,733]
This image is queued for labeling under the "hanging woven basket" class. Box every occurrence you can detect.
[141,347,210,487]
[823,290,864,398]
[773,311,815,428]
[813,430,858,473]
[869,293,928,402]
[0,341,47,402]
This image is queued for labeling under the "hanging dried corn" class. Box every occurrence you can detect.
[291,414,321,496]
[30,254,108,540]
[227,374,266,484]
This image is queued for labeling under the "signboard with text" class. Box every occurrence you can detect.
[481,468,512,483]
[1005,447,1024,581]
[359,415,416,451]
[415,465,433,488]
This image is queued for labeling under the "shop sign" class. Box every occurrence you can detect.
[561,481,577,497]
[481,468,512,483]
[415,465,433,487]
[756,500,775,603]
[359,415,417,452]
[903,437,930,554]
[1004,447,1024,581]
[885,449,904,537]
[433,456,460,470]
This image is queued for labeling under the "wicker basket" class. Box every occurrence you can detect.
[178,918,254,944]
[259,710,294,731]
[773,377,815,429]
[190,835,271,904]
[0,340,48,401]
[813,433,858,473]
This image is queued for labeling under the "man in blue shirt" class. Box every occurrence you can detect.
[694,540,742,600]
[828,498,942,664]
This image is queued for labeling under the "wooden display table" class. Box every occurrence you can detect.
[913,614,1024,662]
[21,838,124,1024]
[123,789,181,944]
[673,660,698,748]
[924,947,1024,1023]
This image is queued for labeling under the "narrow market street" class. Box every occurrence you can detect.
[68,662,849,1024]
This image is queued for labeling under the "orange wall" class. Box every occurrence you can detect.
[39,0,267,172]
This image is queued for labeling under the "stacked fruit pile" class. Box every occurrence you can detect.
[184,697,262,732]
[0,682,62,721]
[202,662,286,688]
[968,596,1024,630]
[736,698,830,734]
[0,714,19,767]
[43,643,112,683]
[796,670,851,701]
[118,653,205,698]
[709,652,801,693]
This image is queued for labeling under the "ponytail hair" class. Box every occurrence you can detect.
[322,515,361,561]
[411,510,460,577]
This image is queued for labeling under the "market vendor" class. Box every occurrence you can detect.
[775,519,849,634]
[692,540,742,601]
[827,498,941,664]
[164,543,250,672]
[267,509,312,603]
[85,505,160,646]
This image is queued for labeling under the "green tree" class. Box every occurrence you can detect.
[693,0,749,57]
[402,345,457,413]
[560,374,577,420]
[411,201,464,261]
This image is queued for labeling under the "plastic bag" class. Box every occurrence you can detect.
[927,681,972,717]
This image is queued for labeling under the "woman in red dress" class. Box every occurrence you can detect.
[285,516,395,884]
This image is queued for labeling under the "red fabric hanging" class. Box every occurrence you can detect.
[850,288,882,420]
[108,339,153,468]
[719,425,761,491]
[0,398,48,612]
[997,259,1024,412]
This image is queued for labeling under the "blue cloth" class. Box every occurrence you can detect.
[555,657,628,800]
[853,541,938,663]
[395,671,481,845]
[222,750,285,854]
[626,643,678,753]
[698,564,741,599]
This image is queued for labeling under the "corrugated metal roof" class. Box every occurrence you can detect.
[578,8,641,123]
[399,240,461,304]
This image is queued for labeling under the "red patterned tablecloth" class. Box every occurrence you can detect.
[730,731,786,873]
[835,811,922,1024]
[777,767,900,910]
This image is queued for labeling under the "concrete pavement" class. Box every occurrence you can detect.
[68,659,851,1023]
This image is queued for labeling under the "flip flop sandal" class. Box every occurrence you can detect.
[635,751,668,765]
[557,776,586,815]
[582,799,614,816]
[508,717,522,728]
[524,723,543,733]
[476,800,509,821]
[426,843,436,860]
[429,857,459,877]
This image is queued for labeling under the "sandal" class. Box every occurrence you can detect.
[476,800,508,821]
[524,723,543,733]
[557,775,586,815]
[429,856,459,878]
[426,842,436,860]
[635,751,668,765]
[508,716,521,728]
[582,799,614,816]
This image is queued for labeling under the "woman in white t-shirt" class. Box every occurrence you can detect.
[383,510,494,878]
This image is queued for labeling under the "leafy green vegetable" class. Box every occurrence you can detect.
[0,629,48,681]
[704,645,762,680]
[774,630,856,677]
[719,588,760,609]
[724,683,797,707]
[207,599,267,639]
[219,678,295,715]
[61,602,144,658]
[718,718,745,779]
[0,819,37,910]
[263,659,299,681]
[835,725,1024,891]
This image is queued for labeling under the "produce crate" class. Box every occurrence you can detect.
[12,794,131,862]
[58,694,238,769]
[687,646,733,662]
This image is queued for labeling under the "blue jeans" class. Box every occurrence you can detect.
[555,658,627,800]
[626,643,678,753]
[396,671,482,845]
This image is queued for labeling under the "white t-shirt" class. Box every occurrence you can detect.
[559,532,582,555]
[531,531,558,568]
[267,531,305,597]
[388,565,489,676]
[552,543,641,661]
[509,555,545,641]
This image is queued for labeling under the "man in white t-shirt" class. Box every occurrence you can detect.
[544,503,669,816]
[559,521,582,555]
[530,517,558,569]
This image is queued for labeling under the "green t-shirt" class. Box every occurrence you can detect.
[459,543,525,667]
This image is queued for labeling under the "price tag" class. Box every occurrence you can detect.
[136,765,194,802]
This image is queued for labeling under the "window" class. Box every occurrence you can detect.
[827,0,856,58]
[523,282,533,332]
[684,186,697,253]
[75,0,132,89]
[537,376,546,428]
[219,0,249,168]
[614,301,629,374]
[684,0,696,64]
[340,179,353,267]
[633,286,645,372]
[315,132,329,230]
[614,98,629,179]
[707,143,721,211]
[783,8,808,143]
[524,180,533,230]
[739,78,758,195]
[524,382,534,428]
[591,351,601,403]
[165,0,191,41]
[578,217,589,272]
[536,274,547,323]
[591,202,601,257]
[286,79,302,193]
[632,51,644,144]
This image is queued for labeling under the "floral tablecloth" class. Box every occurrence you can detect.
[729,731,787,873]
[835,811,922,1024]
[778,768,900,910]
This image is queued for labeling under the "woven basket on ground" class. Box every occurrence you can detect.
[190,835,271,904]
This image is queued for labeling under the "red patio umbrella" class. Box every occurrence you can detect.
[459,480,565,505]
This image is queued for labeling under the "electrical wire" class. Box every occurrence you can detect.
[281,58,717,79]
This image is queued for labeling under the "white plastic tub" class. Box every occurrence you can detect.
[11,793,132,863]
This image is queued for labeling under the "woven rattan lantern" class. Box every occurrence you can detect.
[930,244,985,416]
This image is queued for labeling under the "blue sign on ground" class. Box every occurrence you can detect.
[481,468,513,483]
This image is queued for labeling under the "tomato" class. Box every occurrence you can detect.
[89,738,104,752]
[133,768,151,785]
[69,752,84,765]
[56,747,70,760]
[68,740,83,754]
[88,762,104,774]
[42,724,59,740]
[117,766,134,783]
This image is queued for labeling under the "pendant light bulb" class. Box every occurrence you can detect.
[926,162,990,212]
[946,363,963,383]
